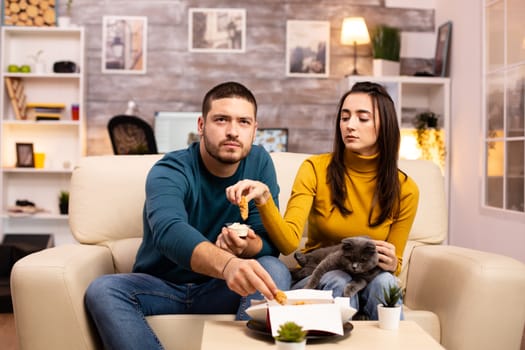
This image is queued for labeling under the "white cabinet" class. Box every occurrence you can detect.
[339,76,450,197]
[0,27,86,245]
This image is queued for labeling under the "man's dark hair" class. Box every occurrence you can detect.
[202,81,257,119]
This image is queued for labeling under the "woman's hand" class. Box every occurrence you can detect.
[225,179,271,206]
[374,240,398,272]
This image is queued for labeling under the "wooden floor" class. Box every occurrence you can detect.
[0,313,18,350]
[0,312,524,350]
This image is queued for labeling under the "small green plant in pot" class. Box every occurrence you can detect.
[377,284,403,330]
[370,25,401,76]
[413,112,446,171]
[274,321,307,349]
[58,190,69,215]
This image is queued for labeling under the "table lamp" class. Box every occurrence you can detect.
[341,17,370,75]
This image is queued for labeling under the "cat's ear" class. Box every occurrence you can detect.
[342,238,355,252]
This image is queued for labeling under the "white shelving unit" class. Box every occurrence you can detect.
[339,76,451,200]
[0,26,86,245]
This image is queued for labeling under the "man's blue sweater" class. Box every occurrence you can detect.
[133,142,280,284]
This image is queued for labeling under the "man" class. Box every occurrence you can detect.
[85,82,291,349]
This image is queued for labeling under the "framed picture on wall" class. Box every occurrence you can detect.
[286,20,330,78]
[254,128,289,152]
[189,8,246,53]
[433,21,452,77]
[102,16,148,74]
[16,142,34,168]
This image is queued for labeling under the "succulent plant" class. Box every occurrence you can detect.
[379,284,403,308]
[371,25,401,62]
[274,321,307,343]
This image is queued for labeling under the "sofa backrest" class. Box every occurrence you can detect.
[69,152,447,273]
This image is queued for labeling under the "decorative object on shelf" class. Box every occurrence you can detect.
[286,20,330,78]
[26,102,65,121]
[53,60,78,73]
[370,25,400,76]
[71,103,80,121]
[2,0,56,26]
[58,191,69,215]
[433,21,452,77]
[340,17,370,76]
[57,0,73,27]
[15,143,34,168]
[412,111,446,172]
[34,152,46,169]
[376,284,403,330]
[28,49,46,74]
[4,77,27,120]
[189,8,246,53]
[274,321,307,350]
[102,16,148,74]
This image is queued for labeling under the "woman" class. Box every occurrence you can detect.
[223,81,419,319]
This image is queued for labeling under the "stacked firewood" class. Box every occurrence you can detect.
[3,0,56,26]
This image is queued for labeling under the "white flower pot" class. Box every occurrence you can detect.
[58,16,71,28]
[373,58,400,77]
[275,339,306,350]
[377,304,401,330]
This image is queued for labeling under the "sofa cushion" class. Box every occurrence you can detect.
[69,155,162,244]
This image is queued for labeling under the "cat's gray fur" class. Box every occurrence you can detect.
[292,236,382,298]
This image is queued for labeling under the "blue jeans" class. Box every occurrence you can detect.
[292,270,403,320]
[85,256,290,350]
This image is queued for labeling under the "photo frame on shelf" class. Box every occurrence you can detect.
[16,143,34,168]
[286,20,330,78]
[433,21,452,77]
[102,16,148,74]
[254,128,289,152]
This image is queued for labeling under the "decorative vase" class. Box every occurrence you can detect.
[59,203,68,215]
[377,304,401,330]
[275,340,306,350]
[57,16,71,27]
[373,59,400,77]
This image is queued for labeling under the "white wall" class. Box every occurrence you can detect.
[436,0,525,263]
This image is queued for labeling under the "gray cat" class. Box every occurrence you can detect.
[292,236,382,298]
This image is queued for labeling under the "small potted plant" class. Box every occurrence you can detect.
[58,190,69,215]
[370,25,401,76]
[413,111,446,171]
[274,321,307,350]
[58,0,73,27]
[376,284,403,330]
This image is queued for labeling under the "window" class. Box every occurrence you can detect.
[483,0,525,214]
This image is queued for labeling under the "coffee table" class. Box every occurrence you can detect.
[200,320,445,349]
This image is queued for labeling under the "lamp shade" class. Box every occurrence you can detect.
[341,17,370,45]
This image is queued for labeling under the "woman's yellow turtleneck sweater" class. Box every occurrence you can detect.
[257,151,419,275]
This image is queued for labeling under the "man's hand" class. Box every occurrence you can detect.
[216,226,262,257]
[222,257,278,299]
[374,240,398,272]
[226,180,271,206]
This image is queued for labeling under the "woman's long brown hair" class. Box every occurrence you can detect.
[327,81,404,226]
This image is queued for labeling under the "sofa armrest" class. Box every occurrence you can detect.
[11,244,115,350]
[404,245,525,350]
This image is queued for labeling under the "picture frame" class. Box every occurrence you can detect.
[433,21,452,77]
[16,143,34,168]
[286,20,330,78]
[254,128,289,152]
[189,8,246,53]
[154,111,201,153]
[102,16,148,74]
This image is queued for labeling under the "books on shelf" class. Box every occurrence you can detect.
[4,77,27,120]
[26,102,66,121]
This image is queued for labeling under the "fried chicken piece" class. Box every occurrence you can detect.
[275,290,287,305]
[239,195,248,221]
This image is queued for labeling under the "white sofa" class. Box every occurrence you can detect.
[11,152,525,350]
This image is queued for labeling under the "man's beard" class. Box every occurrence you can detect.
[202,136,244,165]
